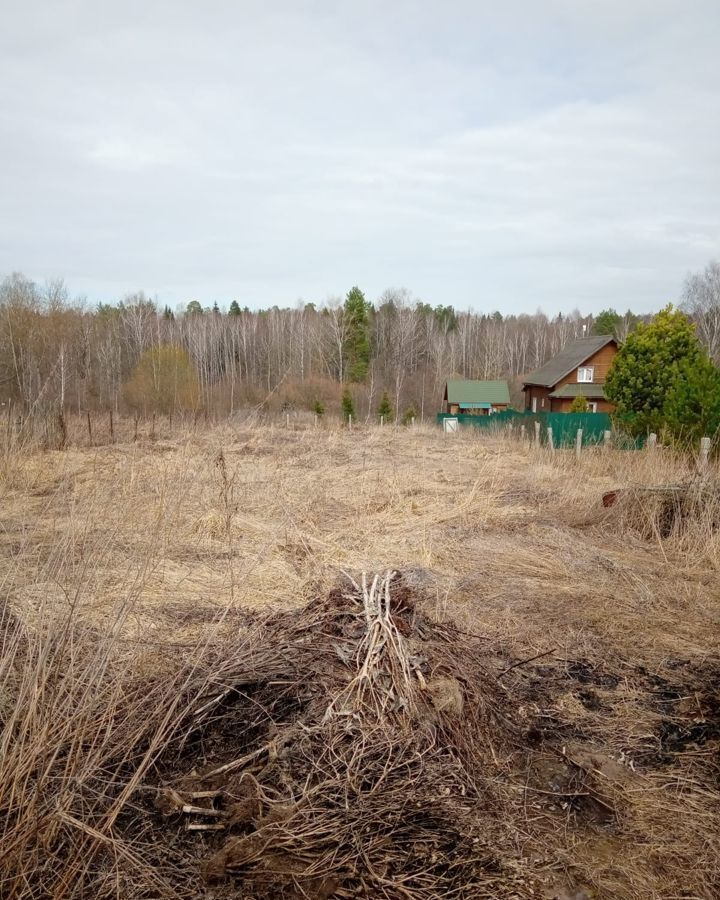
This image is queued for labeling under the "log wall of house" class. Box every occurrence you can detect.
[524,386,553,412]
[524,342,617,413]
[553,343,617,393]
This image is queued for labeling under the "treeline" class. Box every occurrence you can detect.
[1,261,717,421]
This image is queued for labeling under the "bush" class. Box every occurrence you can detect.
[123,344,199,415]
[313,399,325,417]
[605,304,720,446]
[569,395,589,413]
[341,388,354,422]
[377,391,393,421]
[402,405,417,425]
[605,306,702,435]
[663,356,720,446]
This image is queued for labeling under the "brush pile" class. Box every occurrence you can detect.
[138,571,536,899]
[5,572,720,898]
[601,478,720,539]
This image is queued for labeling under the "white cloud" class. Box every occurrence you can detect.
[87,136,182,171]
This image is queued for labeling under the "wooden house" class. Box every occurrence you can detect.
[443,380,511,415]
[522,335,617,413]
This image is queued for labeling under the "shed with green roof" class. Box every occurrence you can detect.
[443,380,511,415]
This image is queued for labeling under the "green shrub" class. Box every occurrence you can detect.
[605,305,703,435]
[341,388,354,422]
[377,391,393,421]
[401,405,417,425]
[663,355,720,446]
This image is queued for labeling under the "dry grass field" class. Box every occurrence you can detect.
[1,418,719,899]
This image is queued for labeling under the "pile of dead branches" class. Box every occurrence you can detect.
[6,570,718,898]
[133,571,532,899]
[601,478,720,539]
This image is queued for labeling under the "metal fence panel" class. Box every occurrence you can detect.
[436,410,614,447]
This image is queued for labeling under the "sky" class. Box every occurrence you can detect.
[1,0,719,315]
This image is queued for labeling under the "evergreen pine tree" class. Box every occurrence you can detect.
[663,355,720,445]
[341,388,354,422]
[605,305,702,435]
[592,308,621,336]
[402,405,417,425]
[343,287,371,382]
[377,391,393,421]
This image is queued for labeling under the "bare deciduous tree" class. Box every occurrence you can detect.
[683,260,720,363]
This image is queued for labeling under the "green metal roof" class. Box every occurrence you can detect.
[522,335,616,388]
[445,380,511,405]
[549,383,607,399]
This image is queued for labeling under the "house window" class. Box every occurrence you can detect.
[577,367,594,383]
[588,402,598,413]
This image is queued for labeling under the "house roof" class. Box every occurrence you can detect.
[549,383,607,400]
[522,335,616,388]
[445,380,511,405]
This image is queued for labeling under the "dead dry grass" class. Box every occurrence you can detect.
[1,419,719,898]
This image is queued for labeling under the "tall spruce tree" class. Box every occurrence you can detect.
[343,287,371,382]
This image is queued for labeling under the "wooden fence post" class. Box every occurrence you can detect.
[109,410,114,443]
[547,426,554,454]
[603,429,611,448]
[700,436,711,470]
[380,415,384,427]
[534,421,541,444]
[86,411,93,446]
[520,423,526,441]
[314,413,318,429]
[411,416,415,427]
[348,414,352,430]
[647,432,657,449]
[575,428,583,459]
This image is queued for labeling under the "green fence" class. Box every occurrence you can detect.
[436,410,613,447]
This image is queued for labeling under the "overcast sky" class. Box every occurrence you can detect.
[1,1,719,314]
